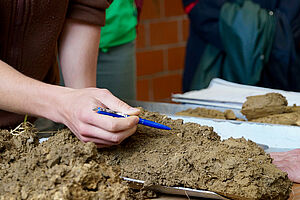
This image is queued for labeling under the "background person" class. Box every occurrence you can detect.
[96,0,143,101]
[182,0,300,92]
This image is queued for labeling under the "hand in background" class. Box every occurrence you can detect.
[57,88,140,148]
[270,149,300,183]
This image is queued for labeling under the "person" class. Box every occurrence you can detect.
[182,0,300,92]
[97,0,143,101]
[0,0,140,148]
[270,149,300,183]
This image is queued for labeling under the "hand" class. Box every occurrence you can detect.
[57,88,140,148]
[270,149,300,183]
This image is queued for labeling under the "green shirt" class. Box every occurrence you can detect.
[99,0,137,52]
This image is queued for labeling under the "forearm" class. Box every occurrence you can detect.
[0,60,71,123]
[59,19,101,89]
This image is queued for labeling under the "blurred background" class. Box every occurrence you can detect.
[136,0,187,102]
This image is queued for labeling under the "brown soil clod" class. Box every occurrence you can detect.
[241,93,289,120]
[176,107,239,120]
[251,112,300,126]
[224,109,237,120]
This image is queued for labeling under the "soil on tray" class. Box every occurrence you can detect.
[251,112,300,126]
[0,110,292,200]
[176,93,300,126]
[101,109,292,200]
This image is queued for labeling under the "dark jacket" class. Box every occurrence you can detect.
[0,0,112,127]
[182,0,300,92]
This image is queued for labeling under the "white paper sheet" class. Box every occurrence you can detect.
[169,115,300,150]
[172,78,300,109]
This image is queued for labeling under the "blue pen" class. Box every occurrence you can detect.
[93,107,171,130]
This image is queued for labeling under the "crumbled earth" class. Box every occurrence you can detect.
[0,110,293,200]
[0,126,137,200]
[251,112,300,126]
[101,110,292,200]
[176,107,239,120]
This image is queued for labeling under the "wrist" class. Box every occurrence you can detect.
[36,84,74,124]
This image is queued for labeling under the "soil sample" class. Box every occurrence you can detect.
[251,112,300,126]
[176,93,300,126]
[241,93,289,120]
[224,109,237,120]
[242,93,300,126]
[102,110,292,200]
[287,105,300,113]
[0,128,135,200]
[176,107,238,120]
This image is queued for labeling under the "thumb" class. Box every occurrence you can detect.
[98,90,140,115]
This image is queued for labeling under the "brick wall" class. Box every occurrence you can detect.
[136,0,189,102]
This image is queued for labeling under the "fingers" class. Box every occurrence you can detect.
[274,165,300,183]
[270,150,300,162]
[80,135,117,146]
[270,151,300,183]
[97,89,140,115]
[270,149,300,157]
[86,112,139,132]
[77,121,137,145]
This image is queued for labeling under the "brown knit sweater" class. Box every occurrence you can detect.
[0,0,112,127]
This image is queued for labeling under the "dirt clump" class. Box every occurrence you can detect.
[251,112,300,126]
[242,93,300,125]
[224,109,237,120]
[241,93,289,120]
[0,126,39,168]
[0,128,134,200]
[101,110,292,200]
[176,107,238,120]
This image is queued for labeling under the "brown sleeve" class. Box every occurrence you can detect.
[67,0,113,26]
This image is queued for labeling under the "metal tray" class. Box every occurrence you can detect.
[122,177,230,200]
[126,100,300,151]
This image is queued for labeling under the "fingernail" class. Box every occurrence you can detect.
[134,116,140,124]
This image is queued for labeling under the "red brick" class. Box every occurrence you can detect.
[136,50,164,76]
[137,79,150,101]
[136,24,146,48]
[168,46,186,71]
[153,74,182,101]
[182,18,189,41]
[164,0,185,17]
[150,21,178,46]
[140,0,161,20]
